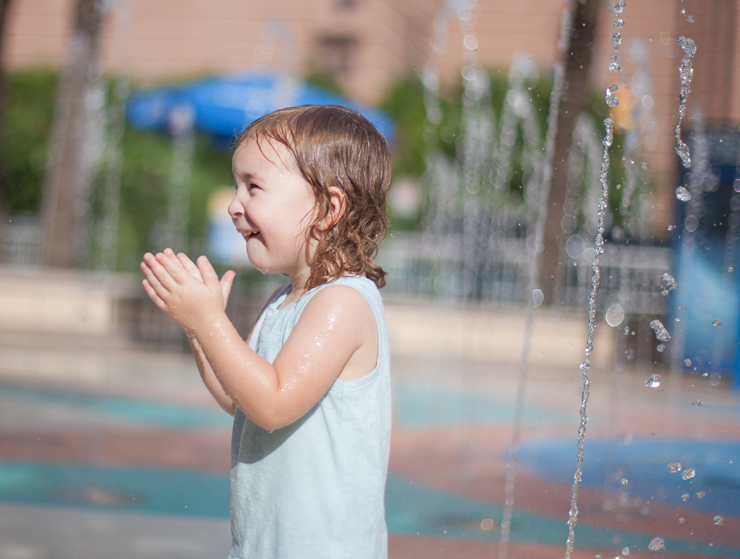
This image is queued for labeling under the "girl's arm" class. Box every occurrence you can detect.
[186,333,236,415]
[141,251,377,431]
[185,280,287,416]
[143,249,238,414]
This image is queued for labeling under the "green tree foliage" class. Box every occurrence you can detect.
[2,69,233,272]
[379,69,632,233]
[0,69,57,212]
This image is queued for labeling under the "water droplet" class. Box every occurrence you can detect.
[606,84,619,107]
[728,266,735,273]
[712,318,721,327]
[676,142,692,168]
[668,224,675,231]
[649,319,671,341]
[679,306,686,311]
[681,8,686,14]
[682,468,695,480]
[668,462,682,473]
[692,400,702,407]
[676,186,691,201]
[685,215,699,232]
[595,555,602,559]
[649,36,653,41]
[661,273,678,292]
[709,373,721,387]
[613,19,625,28]
[646,374,661,388]
[714,516,724,525]
[640,162,648,169]
[661,289,669,296]
[684,359,692,367]
[681,493,690,501]
[696,491,705,499]
[609,60,623,73]
[622,547,629,556]
[648,537,665,551]
[678,517,685,523]
[613,0,626,17]
[623,326,630,335]
[620,478,628,485]
[657,344,666,352]
[687,15,694,22]
[480,518,494,530]
[606,304,625,327]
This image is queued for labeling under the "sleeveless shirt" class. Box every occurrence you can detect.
[228,275,391,559]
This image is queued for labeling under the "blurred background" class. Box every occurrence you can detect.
[0,0,739,558]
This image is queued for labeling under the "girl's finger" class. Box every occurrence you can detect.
[142,279,167,310]
[149,252,186,288]
[140,260,170,300]
[220,270,236,307]
[196,255,220,290]
[177,252,203,282]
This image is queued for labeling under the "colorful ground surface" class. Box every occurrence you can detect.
[1,354,739,559]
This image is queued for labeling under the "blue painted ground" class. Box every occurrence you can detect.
[0,462,736,555]
[517,438,740,518]
[392,383,574,428]
[0,382,575,429]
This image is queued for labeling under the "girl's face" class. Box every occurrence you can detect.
[229,139,317,282]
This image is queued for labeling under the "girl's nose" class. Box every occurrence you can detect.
[227,194,243,218]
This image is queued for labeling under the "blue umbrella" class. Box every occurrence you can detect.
[126,70,395,144]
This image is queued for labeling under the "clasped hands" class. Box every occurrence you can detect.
[141,249,236,334]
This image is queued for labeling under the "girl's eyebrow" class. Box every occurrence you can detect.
[234,169,261,182]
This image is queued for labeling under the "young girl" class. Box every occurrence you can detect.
[140,105,392,559]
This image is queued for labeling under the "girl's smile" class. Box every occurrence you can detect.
[228,139,317,283]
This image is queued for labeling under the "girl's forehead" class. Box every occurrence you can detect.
[233,138,296,174]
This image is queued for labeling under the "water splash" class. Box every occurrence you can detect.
[661,272,678,295]
[714,516,724,525]
[671,111,708,375]
[712,318,722,327]
[674,36,697,168]
[605,84,620,107]
[649,319,671,342]
[152,105,195,252]
[676,186,691,201]
[682,468,696,480]
[497,62,565,559]
[649,537,665,551]
[564,116,613,559]
[620,39,656,240]
[563,11,623,548]
[646,374,661,388]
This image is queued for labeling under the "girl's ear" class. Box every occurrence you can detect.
[322,186,346,229]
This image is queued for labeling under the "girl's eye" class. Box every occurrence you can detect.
[248,183,260,192]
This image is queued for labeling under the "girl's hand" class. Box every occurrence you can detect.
[140,249,234,334]
[175,251,235,311]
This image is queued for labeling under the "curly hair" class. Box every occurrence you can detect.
[236,105,392,290]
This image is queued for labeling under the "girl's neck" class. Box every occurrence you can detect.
[280,273,310,308]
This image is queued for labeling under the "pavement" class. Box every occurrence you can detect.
[0,297,739,559]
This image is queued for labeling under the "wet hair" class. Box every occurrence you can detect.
[236,105,392,289]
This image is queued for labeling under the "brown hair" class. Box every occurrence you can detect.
[236,105,392,289]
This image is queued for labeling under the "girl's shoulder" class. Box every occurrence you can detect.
[304,275,382,311]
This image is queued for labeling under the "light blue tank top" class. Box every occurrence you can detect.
[228,275,391,559]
